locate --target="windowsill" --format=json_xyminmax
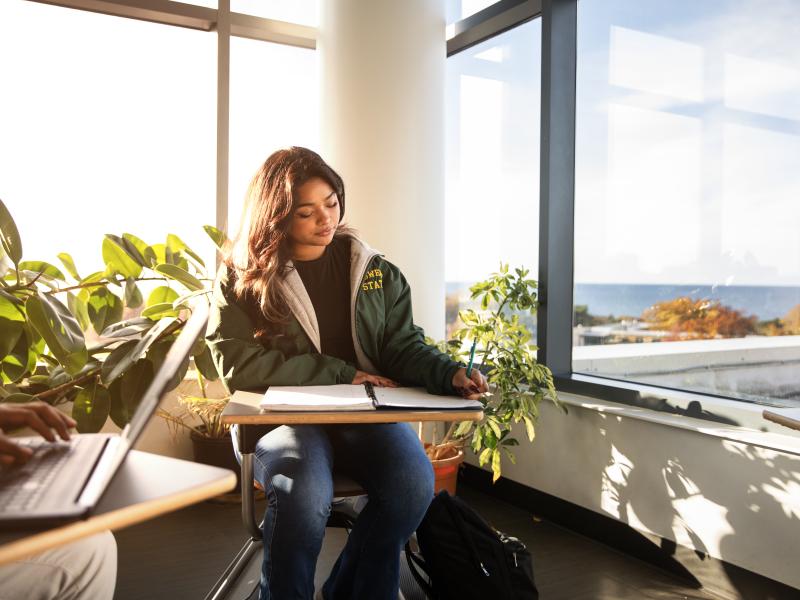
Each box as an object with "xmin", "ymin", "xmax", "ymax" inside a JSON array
[{"xmin": 556, "ymin": 383, "xmax": 800, "ymax": 456}]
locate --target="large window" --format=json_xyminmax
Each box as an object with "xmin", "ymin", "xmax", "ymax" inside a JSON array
[
  {"xmin": 0, "ymin": 1, "xmax": 217, "ymax": 272},
  {"xmin": 228, "ymin": 38, "xmax": 318, "ymax": 235},
  {"xmin": 445, "ymin": 19, "xmax": 541, "ymax": 339},
  {"xmin": 572, "ymin": 0, "xmax": 800, "ymax": 406}
]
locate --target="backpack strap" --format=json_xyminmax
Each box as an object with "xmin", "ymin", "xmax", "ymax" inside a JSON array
[
  {"xmin": 440, "ymin": 493, "xmax": 491, "ymax": 577},
  {"xmin": 404, "ymin": 541, "xmax": 436, "ymax": 598}
]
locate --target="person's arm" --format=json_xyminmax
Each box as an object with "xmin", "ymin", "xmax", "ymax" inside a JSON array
[
  {"xmin": 0, "ymin": 402, "xmax": 76, "ymax": 466},
  {"xmin": 206, "ymin": 269, "xmax": 357, "ymax": 393},
  {"xmin": 378, "ymin": 263, "xmax": 463, "ymax": 395}
]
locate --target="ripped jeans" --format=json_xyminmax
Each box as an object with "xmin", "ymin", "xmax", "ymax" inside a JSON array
[{"xmin": 231, "ymin": 423, "xmax": 434, "ymax": 600}]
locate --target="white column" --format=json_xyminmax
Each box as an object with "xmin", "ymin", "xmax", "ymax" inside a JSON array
[{"xmin": 319, "ymin": 0, "xmax": 446, "ymax": 339}]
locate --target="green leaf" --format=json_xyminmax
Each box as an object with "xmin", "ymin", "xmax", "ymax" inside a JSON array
[
  {"xmin": 68, "ymin": 292, "xmax": 91, "ymax": 331},
  {"xmin": 116, "ymin": 235, "xmax": 148, "ymax": 267},
  {"xmin": 124, "ymin": 278, "xmax": 143, "ymax": 308},
  {"xmin": 154, "ymin": 263, "xmax": 204, "ymax": 291},
  {"xmin": 487, "ymin": 418, "xmax": 502, "ymax": 439},
  {"xmin": 102, "ymin": 237, "xmax": 142, "ymax": 279},
  {"xmin": 144, "ymin": 243, "xmax": 166, "ymax": 267},
  {"xmin": 87, "ymin": 288, "xmax": 123, "ymax": 334},
  {"xmin": 122, "ymin": 233, "xmax": 149, "ymax": 258},
  {"xmin": 104, "ymin": 317, "xmax": 176, "ymax": 384},
  {"xmin": 0, "ymin": 325, "xmax": 38, "ymax": 383},
  {"xmin": 523, "ymin": 415, "xmax": 536, "ymax": 442},
  {"xmin": 0, "ymin": 292, "xmax": 25, "ymax": 358},
  {"xmin": 166, "ymin": 234, "xmax": 205, "ymax": 269},
  {"xmin": 57, "ymin": 252, "xmax": 81, "ymax": 280},
  {"xmin": 18, "ymin": 261, "xmax": 65, "ymax": 281},
  {"xmin": 25, "ymin": 293, "xmax": 87, "ymax": 376},
  {"xmin": 203, "ymin": 225, "xmax": 227, "ymax": 249},
  {"xmin": 491, "ymin": 449, "xmax": 502, "ymax": 482},
  {"xmin": 478, "ymin": 447, "xmax": 492, "ymax": 466},
  {"xmin": 100, "ymin": 317, "xmax": 155, "ymax": 339},
  {"xmin": 146, "ymin": 285, "xmax": 179, "ymax": 307},
  {"xmin": 453, "ymin": 420, "xmax": 473, "ymax": 439},
  {"xmin": 80, "ymin": 271, "xmax": 108, "ymax": 287},
  {"xmin": 100, "ymin": 340, "xmax": 136, "ymax": 385},
  {"xmin": 0, "ymin": 198, "xmax": 23, "ymax": 265},
  {"xmin": 147, "ymin": 340, "xmax": 189, "ymax": 392},
  {"xmin": 109, "ymin": 359, "xmax": 154, "ymax": 428},
  {"xmin": 72, "ymin": 382, "xmax": 111, "ymax": 433},
  {"xmin": 192, "ymin": 343, "xmax": 219, "ymax": 381},
  {"xmin": 141, "ymin": 303, "xmax": 179, "ymax": 319}
]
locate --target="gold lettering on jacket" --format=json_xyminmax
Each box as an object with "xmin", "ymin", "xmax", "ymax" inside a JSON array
[{"xmin": 362, "ymin": 268, "xmax": 383, "ymax": 292}]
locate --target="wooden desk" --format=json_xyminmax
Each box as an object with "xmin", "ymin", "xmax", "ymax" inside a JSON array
[
  {"xmin": 207, "ymin": 389, "xmax": 483, "ymax": 600},
  {"xmin": 763, "ymin": 409, "xmax": 800, "ymax": 432},
  {"xmin": 0, "ymin": 450, "xmax": 236, "ymax": 567},
  {"xmin": 222, "ymin": 389, "xmax": 485, "ymax": 425}
]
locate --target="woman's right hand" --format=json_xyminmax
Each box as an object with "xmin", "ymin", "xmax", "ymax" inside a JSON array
[{"xmin": 352, "ymin": 370, "xmax": 398, "ymax": 388}]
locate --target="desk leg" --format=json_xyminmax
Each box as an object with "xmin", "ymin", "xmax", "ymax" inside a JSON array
[
  {"xmin": 204, "ymin": 453, "xmax": 263, "ymax": 600},
  {"xmin": 241, "ymin": 453, "xmax": 262, "ymax": 540}
]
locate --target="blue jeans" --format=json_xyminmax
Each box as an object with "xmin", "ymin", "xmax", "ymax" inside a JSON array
[{"xmin": 231, "ymin": 423, "xmax": 434, "ymax": 600}]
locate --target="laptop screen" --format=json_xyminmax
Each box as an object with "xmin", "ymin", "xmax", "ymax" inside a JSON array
[{"xmin": 121, "ymin": 301, "xmax": 210, "ymax": 447}]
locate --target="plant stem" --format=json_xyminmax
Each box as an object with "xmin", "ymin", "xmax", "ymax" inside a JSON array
[
  {"xmin": 46, "ymin": 277, "xmax": 170, "ymax": 295},
  {"xmin": 195, "ymin": 367, "xmax": 207, "ymax": 399},
  {"xmin": 478, "ymin": 296, "xmax": 509, "ymax": 369},
  {"xmin": 33, "ymin": 370, "xmax": 100, "ymax": 401}
]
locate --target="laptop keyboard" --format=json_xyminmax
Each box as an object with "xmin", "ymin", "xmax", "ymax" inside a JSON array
[{"xmin": 0, "ymin": 438, "xmax": 82, "ymax": 512}]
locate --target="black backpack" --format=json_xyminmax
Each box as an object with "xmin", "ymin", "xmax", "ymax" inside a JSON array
[{"xmin": 405, "ymin": 490, "xmax": 539, "ymax": 600}]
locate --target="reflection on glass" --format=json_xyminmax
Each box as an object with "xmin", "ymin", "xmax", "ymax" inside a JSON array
[
  {"xmin": 573, "ymin": 0, "xmax": 800, "ymax": 406},
  {"xmin": 0, "ymin": 1, "xmax": 216, "ymax": 273},
  {"xmin": 228, "ymin": 38, "xmax": 318, "ymax": 234},
  {"xmin": 445, "ymin": 20, "xmax": 540, "ymax": 340}
]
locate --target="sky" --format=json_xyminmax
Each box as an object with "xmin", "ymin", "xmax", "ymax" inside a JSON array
[{"xmin": 0, "ymin": 0, "xmax": 798, "ymax": 290}]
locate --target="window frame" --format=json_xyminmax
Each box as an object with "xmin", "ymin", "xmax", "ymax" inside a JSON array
[{"xmin": 451, "ymin": 0, "xmax": 789, "ymax": 424}]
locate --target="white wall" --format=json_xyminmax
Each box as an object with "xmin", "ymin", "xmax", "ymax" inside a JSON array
[
  {"xmin": 318, "ymin": 0, "xmax": 447, "ymax": 339},
  {"xmin": 467, "ymin": 395, "xmax": 800, "ymax": 590}
]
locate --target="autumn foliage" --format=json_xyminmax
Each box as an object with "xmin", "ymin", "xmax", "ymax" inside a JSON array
[{"xmin": 642, "ymin": 297, "xmax": 757, "ymax": 340}]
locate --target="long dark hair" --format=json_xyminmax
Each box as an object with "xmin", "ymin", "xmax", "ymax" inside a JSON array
[{"xmin": 225, "ymin": 147, "xmax": 352, "ymax": 334}]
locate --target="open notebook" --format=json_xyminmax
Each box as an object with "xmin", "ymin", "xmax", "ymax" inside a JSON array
[{"xmin": 260, "ymin": 383, "xmax": 483, "ymax": 412}]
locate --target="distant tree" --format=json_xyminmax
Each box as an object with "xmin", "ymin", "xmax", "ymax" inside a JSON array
[
  {"xmin": 757, "ymin": 318, "xmax": 787, "ymax": 336},
  {"xmin": 642, "ymin": 297, "xmax": 757, "ymax": 340},
  {"xmin": 445, "ymin": 292, "xmax": 461, "ymax": 339},
  {"xmin": 574, "ymin": 304, "xmax": 592, "ymax": 326},
  {"xmin": 783, "ymin": 304, "xmax": 800, "ymax": 334}
]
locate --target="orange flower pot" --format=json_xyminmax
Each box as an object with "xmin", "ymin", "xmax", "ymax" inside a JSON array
[{"xmin": 426, "ymin": 444, "xmax": 465, "ymax": 496}]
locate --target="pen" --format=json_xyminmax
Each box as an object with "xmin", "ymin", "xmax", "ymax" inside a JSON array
[{"xmin": 466, "ymin": 339, "xmax": 477, "ymax": 378}]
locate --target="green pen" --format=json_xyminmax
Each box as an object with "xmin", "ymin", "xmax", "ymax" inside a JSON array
[{"xmin": 466, "ymin": 339, "xmax": 477, "ymax": 378}]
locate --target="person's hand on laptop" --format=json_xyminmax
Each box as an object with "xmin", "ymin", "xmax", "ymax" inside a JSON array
[{"xmin": 0, "ymin": 402, "xmax": 76, "ymax": 466}]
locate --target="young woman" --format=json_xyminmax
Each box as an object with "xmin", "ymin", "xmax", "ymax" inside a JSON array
[{"xmin": 207, "ymin": 146, "xmax": 488, "ymax": 600}]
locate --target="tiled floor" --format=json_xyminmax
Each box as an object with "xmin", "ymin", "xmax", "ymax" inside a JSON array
[{"xmin": 113, "ymin": 483, "xmax": 719, "ymax": 599}]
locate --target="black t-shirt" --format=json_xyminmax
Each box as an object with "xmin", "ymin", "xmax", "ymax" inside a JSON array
[{"xmin": 293, "ymin": 236, "xmax": 357, "ymax": 365}]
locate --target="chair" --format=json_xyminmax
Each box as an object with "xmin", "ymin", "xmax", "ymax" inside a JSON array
[{"xmin": 204, "ymin": 425, "xmax": 367, "ymax": 600}]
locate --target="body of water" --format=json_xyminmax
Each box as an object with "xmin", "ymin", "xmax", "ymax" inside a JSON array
[{"xmin": 446, "ymin": 282, "xmax": 800, "ymax": 321}]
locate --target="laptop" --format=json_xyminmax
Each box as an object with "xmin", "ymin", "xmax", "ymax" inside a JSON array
[{"xmin": 0, "ymin": 301, "xmax": 209, "ymax": 529}]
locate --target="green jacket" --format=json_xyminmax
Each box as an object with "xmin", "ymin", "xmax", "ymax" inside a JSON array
[{"xmin": 207, "ymin": 235, "xmax": 460, "ymax": 395}]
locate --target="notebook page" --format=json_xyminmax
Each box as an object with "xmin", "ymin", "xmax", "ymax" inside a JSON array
[
  {"xmin": 260, "ymin": 384, "xmax": 373, "ymax": 411},
  {"xmin": 371, "ymin": 386, "xmax": 483, "ymax": 410}
]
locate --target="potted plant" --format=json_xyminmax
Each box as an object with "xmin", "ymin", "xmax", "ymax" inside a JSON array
[
  {"xmin": 0, "ymin": 197, "xmax": 225, "ymax": 432},
  {"xmin": 424, "ymin": 264, "xmax": 564, "ymax": 493},
  {"xmin": 157, "ymin": 369, "xmax": 238, "ymax": 485}
]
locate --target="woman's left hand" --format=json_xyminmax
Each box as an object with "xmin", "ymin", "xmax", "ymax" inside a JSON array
[{"xmin": 452, "ymin": 367, "xmax": 489, "ymax": 399}]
